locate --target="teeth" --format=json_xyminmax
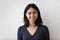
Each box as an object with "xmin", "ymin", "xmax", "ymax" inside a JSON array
[
  {"xmin": 31, "ymin": 18, "xmax": 34, "ymax": 19},
  {"xmin": 31, "ymin": 19, "xmax": 34, "ymax": 20}
]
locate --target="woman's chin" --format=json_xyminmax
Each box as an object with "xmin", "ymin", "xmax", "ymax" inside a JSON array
[{"xmin": 29, "ymin": 21, "xmax": 35, "ymax": 23}]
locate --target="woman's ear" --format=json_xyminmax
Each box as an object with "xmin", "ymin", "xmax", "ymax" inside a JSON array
[{"xmin": 25, "ymin": 13, "xmax": 27, "ymax": 17}]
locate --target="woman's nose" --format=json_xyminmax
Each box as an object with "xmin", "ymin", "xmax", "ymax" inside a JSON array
[{"xmin": 31, "ymin": 13, "xmax": 34, "ymax": 17}]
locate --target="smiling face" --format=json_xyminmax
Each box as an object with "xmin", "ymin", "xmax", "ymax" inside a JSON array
[{"xmin": 26, "ymin": 7, "xmax": 38, "ymax": 24}]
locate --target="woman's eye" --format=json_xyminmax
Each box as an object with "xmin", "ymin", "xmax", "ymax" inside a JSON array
[
  {"xmin": 33, "ymin": 12, "xmax": 37, "ymax": 14},
  {"xmin": 28, "ymin": 12, "xmax": 31, "ymax": 15}
]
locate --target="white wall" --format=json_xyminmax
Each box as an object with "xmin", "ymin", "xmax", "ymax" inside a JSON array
[{"xmin": 0, "ymin": 0, "xmax": 60, "ymax": 40}]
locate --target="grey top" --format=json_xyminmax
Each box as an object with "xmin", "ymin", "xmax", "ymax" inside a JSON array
[{"xmin": 17, "ymin": 25, "xmax": 50, "ymax": 40}]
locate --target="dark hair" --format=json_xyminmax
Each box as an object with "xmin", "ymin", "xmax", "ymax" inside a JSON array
[{"xmin": 24, "ymin": 3, "xmax": 43, "ymax": 27}]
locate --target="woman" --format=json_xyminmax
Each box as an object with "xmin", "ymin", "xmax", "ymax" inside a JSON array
[{"xmin": 17, "ymin": 3, "xmax": 50, "ymax": 40}]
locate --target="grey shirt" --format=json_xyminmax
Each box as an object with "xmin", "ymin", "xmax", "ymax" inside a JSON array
[{"xmin": 17, "ymin": 25, "xmax": 50, "ymax": 40}]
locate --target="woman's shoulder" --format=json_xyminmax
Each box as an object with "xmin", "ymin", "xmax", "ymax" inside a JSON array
[
  {"xmin": 41, "ymin": 25, "xmax": 47, "ymax": 27},
  {"xmin": 39, "ymin": 25, "xmax": 49, "ymax": 30},
  {"xmin": 18, "ymin": 25, "xmax": 24, "ymax": 31}
]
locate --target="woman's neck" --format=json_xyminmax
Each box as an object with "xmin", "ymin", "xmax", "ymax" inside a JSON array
[{"xmin": 29, "ymin": 23, "xmax": 36, "ymax": 27}]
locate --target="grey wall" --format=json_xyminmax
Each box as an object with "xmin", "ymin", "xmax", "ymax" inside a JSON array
[{"xmin": 0, "ymin": 0, "xmax": 60, "ymax": 40}]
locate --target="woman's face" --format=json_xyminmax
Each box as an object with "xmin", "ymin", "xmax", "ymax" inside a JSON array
[{"xmin": 26, "ymin": 7, "xmax": 38, "ymax": 23}]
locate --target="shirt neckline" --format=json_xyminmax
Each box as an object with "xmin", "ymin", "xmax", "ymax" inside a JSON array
[{"xmin": 23, "ymin": 26, "xmax": 39, "ymax": 37}]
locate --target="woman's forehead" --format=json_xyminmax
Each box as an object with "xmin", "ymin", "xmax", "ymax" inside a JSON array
[{"xmin": 27, "ymin": 7, "xmax": 37, "ymax": 12}]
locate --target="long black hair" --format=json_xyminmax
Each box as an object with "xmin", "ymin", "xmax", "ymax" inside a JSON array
[{"xmin": 24, "ymin": 3, "xmax": 43, "ymax": 27}]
